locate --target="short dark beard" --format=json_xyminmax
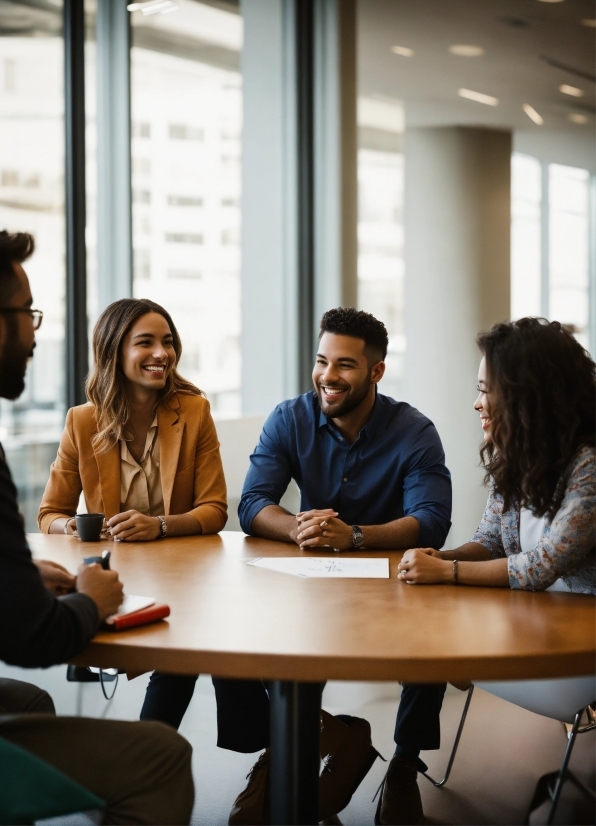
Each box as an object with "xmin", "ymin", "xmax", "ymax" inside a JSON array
[
  {"xmin": 316, "ymin": 369, "xmax": 372, "ymax": 419},
  {"xmin": 0, "ymin": 316, "xmax": 29, "ymax": 400}
]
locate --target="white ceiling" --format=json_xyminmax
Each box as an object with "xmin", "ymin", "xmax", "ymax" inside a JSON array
[{"xmin": 357, "ymin": 0, "xmax": 595, "ymax": 168}]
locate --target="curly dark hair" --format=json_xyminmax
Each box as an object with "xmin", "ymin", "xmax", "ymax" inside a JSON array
[
  {"xmin": 319, "ymin": 307, "xmax": 388, "ymax": 362},
  {"xmin": 0, "ymin": 230, "xmax": 35, "ymax": 303},
  {"xmin": 478, "ymin": 317, "xmax": 595, "ymax": 520}
]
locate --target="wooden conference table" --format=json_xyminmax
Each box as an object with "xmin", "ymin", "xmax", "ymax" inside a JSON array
[{"xmin": 30, "ymin": 532, "xmax": 595, "ymax": 825}]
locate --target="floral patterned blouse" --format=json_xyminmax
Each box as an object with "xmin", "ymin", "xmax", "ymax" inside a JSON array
[{"xmin": 470, "ymin": 446, "xmax": 595, "ymax": 594}]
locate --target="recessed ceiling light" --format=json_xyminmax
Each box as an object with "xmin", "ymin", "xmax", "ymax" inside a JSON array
[
  {"xmin": 537, "ymin": 0, "xmax": 565, "ymax": 3},
  {"xmin": 581, "ymin": 19, "xmax": 596, "ymax": 26},
  {"xmin": 568, "ymin": 113, "xmax": 588, "ymax": 124},
  {"xmin": 127, "ymin": 0, "xmax": 178, "ymax": 13},
  {"xmin": 391, "ymin": 46, "xmax": 414, "ymax": 57},
  {"xmin": 559, "ymin": 84, "xmax": 584, "ymax": 97},
  {"xmin": 458, "ymin": 88, "xmax": 499, "ymax": 106},
  {"xmin": 449, "ymin": 45, "xmax": 485, "ymax": 56},
  {"xmin": 523, "ymin": 104, "xmax": 544, "ymax": 125}
]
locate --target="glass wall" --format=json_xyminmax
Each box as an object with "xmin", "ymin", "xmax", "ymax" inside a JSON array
[
  {"xmin": 130, "ymin": 0, "xmax": 243, "ymax": 417},
  {"xmin": 511, "ymin": 153, "xmax": 542, "ymax": 319},
  {"xmin": 0, "ymin": 0, "xmax": 244, "ymax": 530},
  {"xmin": 511, "ymin": 154, "xmax": 592, "ymax": 351},
  {"xmin": 0, "ymin": 2, "xmax": 66, "ymax": 530},
  {"xmin": 549, "ymin": 164, "xmax": 590, "ymax": 350}
]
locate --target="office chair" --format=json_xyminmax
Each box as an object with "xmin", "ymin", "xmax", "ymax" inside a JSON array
[{"xmin": 420, "ymin": 676, "xmax": 595, "ymax": 825}]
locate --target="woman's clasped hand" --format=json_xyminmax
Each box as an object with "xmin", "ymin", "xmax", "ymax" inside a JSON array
[
  {"xmin": 107, "ymin": 510, "xmax": 162, "ymax": 542},
  {"xmin": 397, "ymin": 548, "xmax": 444, "ymax": 583}
]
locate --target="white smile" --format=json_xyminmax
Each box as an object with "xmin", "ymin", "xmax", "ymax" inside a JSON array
[
  {"xmin": 480, "ymin": 417, "xmax": 491, "ymax": 429},
  {"xmin": 321, "ymin": 386, "xmax": 346, "ymax": 396},
  {"xmin": 143, "ymin": 365, "xmax": 166, "ymax": 374}
]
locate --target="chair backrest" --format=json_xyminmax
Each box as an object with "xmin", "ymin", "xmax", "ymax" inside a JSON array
[
  {"xmin": 216, "ymin": 416, "xmax": 300, "ymax": 530},
  {"xmin": 476, "ymin": 675, "xmax": 595, "ymax": 723},
  {"xmin": 0, "ymin": 736, "xmax": 104, "ymax": 825}
]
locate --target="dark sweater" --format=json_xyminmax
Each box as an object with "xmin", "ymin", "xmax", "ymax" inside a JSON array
[{"xmin": 0, "ymin": 446, "xmax": 98, "ymax": 668}]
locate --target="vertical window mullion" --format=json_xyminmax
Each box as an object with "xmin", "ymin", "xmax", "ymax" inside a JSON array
[
  {"xmin": 64, "ymin": 0, "xmax": 88, "ymax": 408},
  {"xmin": 540, "ymin": 160, "xmax": 549, "ymax": 319}
]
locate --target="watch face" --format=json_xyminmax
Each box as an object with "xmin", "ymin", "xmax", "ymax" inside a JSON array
[{"xmin": 352, "ymin": 526, "xmax": 364, "ymax": 548}]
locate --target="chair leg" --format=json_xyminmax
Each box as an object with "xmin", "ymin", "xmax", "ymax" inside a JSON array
[
  {"xmin": 421, "ymin": 685, "xmax": 474, "ymax": 788},
  {"xmin": 544, "ymin": 710, "xmax": 582, "ymax": 826}
]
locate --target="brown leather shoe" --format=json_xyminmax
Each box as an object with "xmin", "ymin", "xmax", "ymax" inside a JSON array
[
  {"xmin": 228, "ymin": 749, "xmax": 269, "ymax": 825},
  {"xmin": 374, "ymin": 756, "xmax": 423, "ymax": 825},
  {"xmin": 319, "ymin": 712, "xmax": 382, "ymax": 821},
  {"xmin": 229, "ymin": 713, "xmax": 381, "ymax": 825}
]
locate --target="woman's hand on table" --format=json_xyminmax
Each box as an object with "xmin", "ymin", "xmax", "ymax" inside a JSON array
[
  {"xmin": 34, "ymin": 559, "xmax": 76, "ymax": 595},
  {"xmin": 107, "ymin": 510, "xmax": 161, "ymax": 542},
  {"xmin": 295, "ymin": 509, "xmax": 353, "ymax": 551},
  {"xmin": 397, "ymin": 548, "xmax": 451, "ymax": 584}
]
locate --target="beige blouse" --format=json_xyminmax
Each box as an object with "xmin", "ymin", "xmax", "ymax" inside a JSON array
[{"xmin": 119, "ymin": 415, "xmax": 164, "ymax": 517}]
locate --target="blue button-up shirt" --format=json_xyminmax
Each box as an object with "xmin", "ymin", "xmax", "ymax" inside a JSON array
[{"xmin": 239, "ymin": 391, "xmax": 452, "ymax": 548}]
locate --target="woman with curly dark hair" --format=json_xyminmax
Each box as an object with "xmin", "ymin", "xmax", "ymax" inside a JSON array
[{"xmin": 398, "ymin": 317, "xmax": 595, "ymax": 594}]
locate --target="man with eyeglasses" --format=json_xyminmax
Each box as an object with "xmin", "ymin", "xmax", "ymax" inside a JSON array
[{"xmin": 0, "ymin": 230, "xmax": 195, "ymax": 824}]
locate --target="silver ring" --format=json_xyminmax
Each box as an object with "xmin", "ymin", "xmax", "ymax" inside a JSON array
[{"xmin": 320, "ymin": 520, "xmax": 327, "ymax": 528}]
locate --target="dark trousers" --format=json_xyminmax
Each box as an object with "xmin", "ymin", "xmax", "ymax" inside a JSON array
[
  {"xmin": 140, "ymin": 672, "xmax": 446, "ymax": 757},
  {"xmin": 141, "ymin": 672, "xmax": 199, "ymax": 730}
]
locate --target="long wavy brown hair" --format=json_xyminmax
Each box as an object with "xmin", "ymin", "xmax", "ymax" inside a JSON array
[
  {"xmin": 86, "ymin": 299, "xmax": 202, "ymax": 453},
  {"xmin": 477, "ymin": 317, "xmax": 595, "ymax": 519}
]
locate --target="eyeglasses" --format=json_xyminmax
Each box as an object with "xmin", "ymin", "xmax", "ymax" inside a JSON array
[{"xmin": 0, "ymin": 308, "xmax": 43, "ymax": 330}]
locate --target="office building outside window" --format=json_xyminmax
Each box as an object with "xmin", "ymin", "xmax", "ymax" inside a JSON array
[
  {"xmin": 130, "ymin": 1, "xmax": 243, "ymax": 417},
  {"xmin": 0, "ymin": 4, "xmax": 66, "ymax": 530}
]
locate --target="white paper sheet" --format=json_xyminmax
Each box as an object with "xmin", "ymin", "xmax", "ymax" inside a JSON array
[{"xmin": 247, "ymin": 557, "xmax": 389, "ymax": 578}]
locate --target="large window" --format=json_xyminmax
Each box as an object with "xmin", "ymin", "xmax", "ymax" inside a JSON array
[
  {"xmin": 549, "ymin": 164, "xmax": 591, "ymax": 350},
  {"xmin": 0, "ymin": 0, "xmax": 244, "ymax": 530},
  {"xmin": 130, "ymin": 0, "xmax": 243, "ymax": 416},
  {"xmin": 357, "ymin": 98, "xmax": 404, "ymax": 400},
  {"xmin": 511, "ymin": 153, "xmax": 593, "ymax": 352},
  {"xmin": 0, "ymin": 3, "xmax": 66, "ymax": 530}
]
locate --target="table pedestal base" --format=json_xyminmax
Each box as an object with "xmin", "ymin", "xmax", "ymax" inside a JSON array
[{"xmin": 270, "ymin": 680, "xmax": 323, "ymax": 825}]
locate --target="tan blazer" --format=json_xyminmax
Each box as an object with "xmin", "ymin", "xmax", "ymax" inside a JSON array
[{"xmin": 38, "ymin": 393, "xmax": 228, "ymax": 534}]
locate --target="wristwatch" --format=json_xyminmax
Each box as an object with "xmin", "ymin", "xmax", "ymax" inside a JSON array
[
  {"xmin": 351, "ymin": 525, "xmax": 364, "ymax": 549},
  {"xmin": 156, "ymin": 515, "xmax": 167, "ymax": 539}
]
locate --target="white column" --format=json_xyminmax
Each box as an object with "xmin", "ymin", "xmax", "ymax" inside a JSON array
[
  {"xmin": 404, "ymin": 127, "xmax": 511, "ymax": 546},
  {"xmin": 240, "ymin": 0, "xmax": 298, "ymax": 415}
]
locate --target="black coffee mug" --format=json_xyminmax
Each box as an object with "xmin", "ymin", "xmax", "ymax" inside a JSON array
[{"xmin": 75, "ymin": 513, "xmax": 105, "ymax": 542}]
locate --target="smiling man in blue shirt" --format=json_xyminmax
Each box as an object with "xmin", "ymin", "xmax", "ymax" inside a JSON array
[{"xmin": 220, "ymin": 308, "xmax": 451, "ymax": 826}]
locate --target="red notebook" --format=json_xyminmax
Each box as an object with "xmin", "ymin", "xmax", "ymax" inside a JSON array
[{"xmin": 106, "ymin": 603, "xmax": 170, "ymax": 631}]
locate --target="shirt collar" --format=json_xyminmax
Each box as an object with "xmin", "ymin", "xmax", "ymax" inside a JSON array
[
  {"xmin": 316, "ymin": 388, "xmax": 382, "ymax": 440},
  {"xmin": 121, "ymin": 414, "xmax": 159, "ymax": 465}
]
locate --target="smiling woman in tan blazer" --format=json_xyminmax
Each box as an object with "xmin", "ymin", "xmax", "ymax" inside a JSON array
[
  {"xmin": 38, "ymin": 297, "xmax": 227, "ymax": 737},
  {"xmin": 38, "ymin": 391, "xmax": 227, "ymax": 536},
  {"xmin": 38, "ymin": 298, "xmax": 227, "ymax": 539}
]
